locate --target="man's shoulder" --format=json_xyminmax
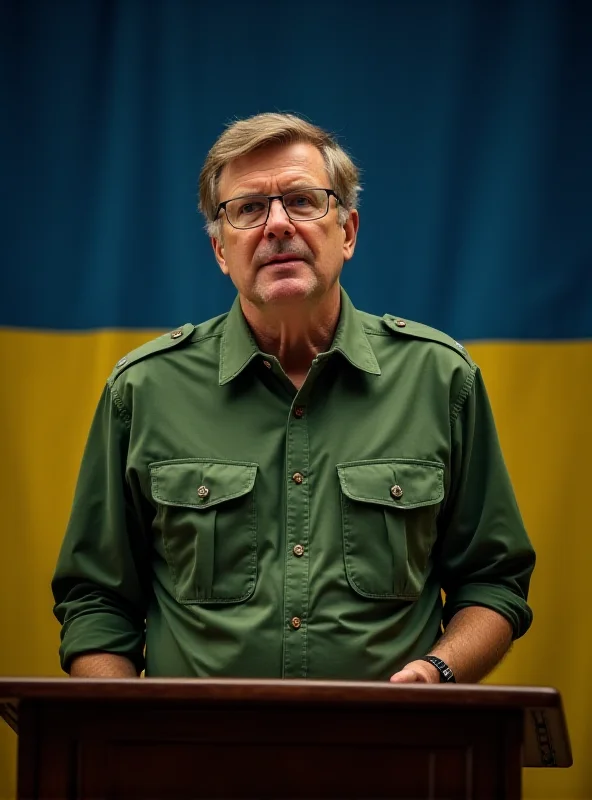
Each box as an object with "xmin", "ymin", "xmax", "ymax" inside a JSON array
[
  {"xmin": 107, "ymin": 313, "xmax": 228, "ymax": 387},
  {"xmin": 357, "ymin": 309, "xmax": 474, "ymax": 368}
]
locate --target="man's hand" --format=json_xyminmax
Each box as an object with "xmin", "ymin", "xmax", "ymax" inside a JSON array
[
  {"xmin": 389, "ymin": 607, "xmax": 514, "ymax": 685},
  {"xmin": 389, "ymin": 659, "xmax": 441, "ymax": 684}
]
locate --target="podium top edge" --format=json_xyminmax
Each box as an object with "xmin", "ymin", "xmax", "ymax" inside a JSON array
[{"xmin": 0, "ymin": 677, "xmax": 562, "ymax": 709}]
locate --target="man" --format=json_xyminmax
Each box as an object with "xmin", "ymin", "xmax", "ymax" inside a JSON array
[{"xmin": 52, "ymin": 113, "xmax": 535, "ymax": 684}]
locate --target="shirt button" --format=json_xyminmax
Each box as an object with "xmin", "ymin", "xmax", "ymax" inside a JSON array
[
  {"xmin": 292, "ymin": 472, "xmax": 304, "ymax": 484},
  {"xmin": 293, "ymin": 544, "xmax": 304, "ymax": 557},
  {"xmin": 263, "ymin": 360, "xmax": 272, "ymax": 369},
  {"xmin": 390, "ymin": 484, "xmax": 403, "ymax": 499},
  {"xmin": 170, "ymin": 329, "xmax": 184, "ymax": 339},
  {"xmin": 197, "ymin": 485, "xmax": 210, "ymax": 498},
  {"xmin": 293, "ymin": 406, "xmax": 305, "ymax": 418},
  {"xmin": 395, "ymin": 319, "xmax": 406, "ymax": 328},
  {"xmin": 291, "ymin": 616, "xmax": 302, "ymax": 629}
]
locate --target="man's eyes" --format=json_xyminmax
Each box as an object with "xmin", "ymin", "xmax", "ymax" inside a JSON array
[
  {"xmin": 237, "ymin": 200, "xmax": 266, "ymax": 215},
  {"xmin": 232, "ymin": 192, "xmax": 317, "ymax": 217},
  {"xmin": 286, "ymin": 194, "xmax": 313, "ymax": 207}
]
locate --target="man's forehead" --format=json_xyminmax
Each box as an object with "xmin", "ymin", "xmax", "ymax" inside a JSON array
[{"xmin": 218, "ymin": 141, "xmax": 329, "ymax": 197}]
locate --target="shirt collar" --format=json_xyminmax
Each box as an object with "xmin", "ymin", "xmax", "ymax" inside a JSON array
[
  {"xmin": 327, "ymin": 288, "xmax": 381, "ymax": 375},
  {"xmin": 218, "ymin": 288, "xmax": 381, "ymax": 386}
]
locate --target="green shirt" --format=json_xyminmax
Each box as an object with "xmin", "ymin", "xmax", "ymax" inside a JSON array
[{"xmin": 52, "ymin": 289, "xmax": 535, "ymax": 679}]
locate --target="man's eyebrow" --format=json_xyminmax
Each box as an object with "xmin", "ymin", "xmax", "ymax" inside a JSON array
[
  {"xmin": 227, "ymin": 179, "xmax": 320, "ymax": 199},
  {"xmin": 280, "ymin": 180, "xmax": 321, "ymax": 191},
  {"xmin": 226, "ymin": 189, "xmax": 268, "ymax": 199}
]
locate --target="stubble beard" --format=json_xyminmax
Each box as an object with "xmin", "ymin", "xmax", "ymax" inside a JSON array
[{"xmin": 251, "ymin": 265, "xmax": 321, "ymax": 308}]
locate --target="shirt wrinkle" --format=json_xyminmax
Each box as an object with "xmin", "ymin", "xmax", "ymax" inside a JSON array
[{"xmin": 52, "ymin": 290, "xmax": 535, "ymax": 678}]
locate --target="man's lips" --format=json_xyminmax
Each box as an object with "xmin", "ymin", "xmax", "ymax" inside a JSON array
[{"xmin": 261, "ymin": 254, "xmax": 306, "ymax": 267}]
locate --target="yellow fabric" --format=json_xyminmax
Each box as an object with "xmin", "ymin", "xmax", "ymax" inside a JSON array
[{"xmin": 0, "ymin": 330, "xmax": 590, "ymax": 798}]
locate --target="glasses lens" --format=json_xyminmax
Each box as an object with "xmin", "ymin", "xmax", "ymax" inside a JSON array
[
  {"xmin": 284, "ymin": 189, "xmax": 328, "ymax": 220},
  {"xmin": 226, "ymin": 196, "xmax": 269, "ymax": 229}
]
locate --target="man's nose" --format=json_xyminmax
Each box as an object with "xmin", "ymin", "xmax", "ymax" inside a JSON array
[{"xmin": 264, "ymin": 198, "xmax": 295, "ymax": 239}]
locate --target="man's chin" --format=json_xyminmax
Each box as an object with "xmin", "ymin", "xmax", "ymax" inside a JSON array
[{"xmin": 256, "ymin": 277, "xmax": 318, "ymax": 305}]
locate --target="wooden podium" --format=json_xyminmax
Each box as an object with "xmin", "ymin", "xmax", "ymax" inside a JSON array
[{"xmin": 0, "ymin": 678, "xmax": 571, "ymax": 799}]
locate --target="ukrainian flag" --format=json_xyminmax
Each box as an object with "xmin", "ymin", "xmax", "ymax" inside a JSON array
[{"xmin": 1, "ymin": 2, "xmax": 591, "ymax": 798}]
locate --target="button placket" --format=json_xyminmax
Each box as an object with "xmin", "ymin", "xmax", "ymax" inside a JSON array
[{"xmin": 282, "ymin": 391, "xmax": 311, "ymax": 677}]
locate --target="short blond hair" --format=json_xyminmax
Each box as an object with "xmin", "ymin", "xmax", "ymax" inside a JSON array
[{"xmin": 199, "ymin": 112, "xmax": 360, "ymax": 237}]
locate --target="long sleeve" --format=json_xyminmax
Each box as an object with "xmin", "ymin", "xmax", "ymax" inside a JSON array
[
  {"xmin": 52, "ymin": 385, "xmax": 151, "ymax": 673},
  {"xmin": 439, "ymin": 366, "xmax": 536, "ymax": 638}
]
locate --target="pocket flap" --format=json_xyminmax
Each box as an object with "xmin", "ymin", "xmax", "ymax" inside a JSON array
[
  {"xmin": 150, "ymin": 459, "xmax": 257, "ymax": 509},
  {"xmin": 336, "ymin": 459, "xmax": 444, "ymax": 509}
]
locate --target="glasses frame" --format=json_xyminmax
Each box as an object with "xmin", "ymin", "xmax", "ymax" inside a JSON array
[{"xmin": 214, "ymin": 188, "xmax": 342, "ymax": 230}]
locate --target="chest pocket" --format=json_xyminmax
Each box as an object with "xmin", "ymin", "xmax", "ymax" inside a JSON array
[
  {"xmin": 150, "ymin": 459, "xmax": 258, "ymax": 604},
  {"xmin": 337, "ymin": 459, "xmax": 444, "ymax": 600}
]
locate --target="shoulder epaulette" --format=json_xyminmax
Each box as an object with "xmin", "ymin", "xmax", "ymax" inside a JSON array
[
  {"xmin": 107, "ymin": 323, "xmax": 195, "ymax": 386},
  {"xmin": 382, "ymin": 314, "xmax": 473, "ymax": 367}
]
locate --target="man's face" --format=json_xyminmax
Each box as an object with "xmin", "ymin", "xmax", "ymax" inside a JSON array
[{"xmin": 211, "ymin": 142, "xmax": 359, "ymax": 309}]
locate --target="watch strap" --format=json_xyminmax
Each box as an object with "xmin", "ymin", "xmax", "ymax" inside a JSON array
[{"xmin": 421, "ymin": 656, "xmax": 456, "ymax": 683}]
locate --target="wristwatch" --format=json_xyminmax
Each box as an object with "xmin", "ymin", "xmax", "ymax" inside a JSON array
[{"xmin": 420, "ymin": 656, "xmax": 456, "ymax": 683}]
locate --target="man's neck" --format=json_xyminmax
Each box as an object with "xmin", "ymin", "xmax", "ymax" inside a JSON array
[{"xmin": 240, "ymin": 286, "xmax": 341, "ymax": 384}]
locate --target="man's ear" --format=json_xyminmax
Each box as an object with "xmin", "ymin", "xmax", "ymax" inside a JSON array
[
  {"xmin": 342, "ymin": 209, "xmax": 359, "ymax": 263},
  {"xmin": 211, "ymin": 236, "xmax": 229, "ymax": 276}
]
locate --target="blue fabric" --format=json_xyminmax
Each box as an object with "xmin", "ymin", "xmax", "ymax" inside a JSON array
[{"xmin": 1, "ymin": 0, "xmax": 590, "ymax": 339}]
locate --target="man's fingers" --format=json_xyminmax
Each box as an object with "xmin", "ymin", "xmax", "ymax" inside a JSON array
[{"xmin": 389, "ymin": 668, "xmax": 420, "ymax": 683}]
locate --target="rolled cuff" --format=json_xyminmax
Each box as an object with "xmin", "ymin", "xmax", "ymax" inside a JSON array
[
  {"xmin": 443, "ymin": 583, "xmax": 533, "ymax": 640},
  {"xmin": 59, "ymin": 612, "xmax": 145, "ymax": 674}
]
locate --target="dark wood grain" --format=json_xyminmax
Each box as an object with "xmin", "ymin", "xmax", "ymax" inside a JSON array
[
  {"xmin": 0, "ymin": 679, "xmax": 572, "ymax": 799},
  {"xmin": 0, "ymin": 676, "xmax": 563, "ymax": 708},
  {"xmin": 15, "ymin": 701, "xmax": 38, "ymax": 800}
]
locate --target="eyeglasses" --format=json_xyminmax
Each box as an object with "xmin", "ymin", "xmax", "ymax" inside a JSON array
[{"xmin": 215, "ymin": 188, "xmax": 342, "ymax": 230}]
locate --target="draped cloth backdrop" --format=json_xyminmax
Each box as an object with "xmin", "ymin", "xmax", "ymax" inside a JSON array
[{"xmin": 1, "ymin": 2, "xmax": 591, "ymax": 798}]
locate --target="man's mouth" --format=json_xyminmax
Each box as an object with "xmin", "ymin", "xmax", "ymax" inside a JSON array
[{"xmin": 262, "ymin": 254, "xmax": 305, "ymax": 267}]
